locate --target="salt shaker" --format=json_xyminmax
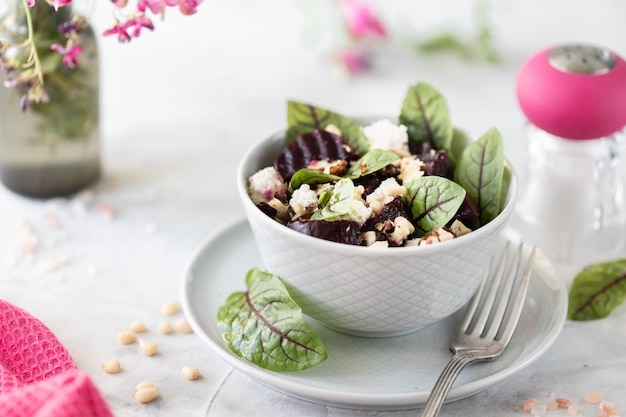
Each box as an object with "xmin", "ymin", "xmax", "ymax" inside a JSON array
[{"xmin": 515, "ymin": 44, "xmax": 626, "ymax": 271}]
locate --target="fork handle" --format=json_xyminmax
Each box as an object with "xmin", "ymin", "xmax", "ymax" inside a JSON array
[{"xmin": 417, "ymin": 351, "xmax": 477, "ymax": 417}]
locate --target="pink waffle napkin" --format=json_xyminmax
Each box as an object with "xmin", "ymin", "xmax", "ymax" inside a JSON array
[{"xmin": 0, "ymin": 299, "xmax": 113, "ymax": 417}]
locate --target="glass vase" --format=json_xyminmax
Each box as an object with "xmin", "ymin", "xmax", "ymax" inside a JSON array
[{"xmin": 0, "ymin": 1, "xmax": 100, "ymax": 198}]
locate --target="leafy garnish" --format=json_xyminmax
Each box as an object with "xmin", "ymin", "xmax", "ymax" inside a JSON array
[
  {"xmin": 311, "ymin": 178, "xmax": 354, "ymax": 221},
  {"xmin": 289, "ymin": 169, "xmax": 341, "ymax": 190},
  {"xmin": 454, "ymin": 127, "xmax": 504, "ymax": 224},
  {"xmin": 568, "ymin": 260, "xmax": 626, "ymax": 321},
  {"xmin": 398, "ymin": 82, "xmax": 454, "ymax": 154},
  {"xmin": 286, "ymin": 100, "xmax": 369, "ymax": 155},
  {"xmin": 217, "ymin": 268, "xmax": 328, "ymax": 372},
  {"xmin": 403, "ymin": 176, "xmax": 466, "ymax": 236},
  {"xmin": 346, "ymin": 149, "xmax": 400, "ymax": 179}
]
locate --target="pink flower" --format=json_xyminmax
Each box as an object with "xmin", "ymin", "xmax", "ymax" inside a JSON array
[
  {"xmin": 177, "ymin": 0, "xmax": 201, "ymax": 15},
  {"xmin": 340, "ymin": 0, "xmax": 386, "ymax": 40},
  {"xmin": 334, "ymin": 48, "xmax": 370, "ymax": 76},
  {"xmin": 50, "ymin": 43, "xmax": 83, "ymax": 68},
  {"xmin": 128, "ymin": 13, "xmax": 155, "ymax": 37},
  {"xmin": 44, "ymin": 0, "xmax": 72, "ymax": 11},
  {"xmin": 103, "ymin": 24, "xmax": 132, "ymax": 43}
]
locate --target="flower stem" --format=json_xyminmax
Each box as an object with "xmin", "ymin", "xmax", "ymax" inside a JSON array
[{"xmin": 21, "ymin": 0, "xmax": 45, "ymax": 85}]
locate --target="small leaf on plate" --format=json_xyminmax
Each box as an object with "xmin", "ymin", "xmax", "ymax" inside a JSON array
[
  {"xmin": 286, "ymin": 100, "xmax": 369, "ymax": 155},
  {"xmin": 311, "ymin": 178, "xmax": 354, "ymax": 221},
  {"xmin": 217, "ymin": 268, "xmax": 328, "ymax": 372},
  {"xmin": 346, "ymin": 149, "xmax": 400, "ymax": 179},
  {"xmin": 398, "ymin": 82, "xmax": 453, "ymax": 153},
  {"xmin": 568, "ymin": 260, "xmax": 626, "ymax": 321},
  {"xmin": 454, "ymin": 127, "xmax": 504, "ymax": 224},
  {"xmin": 289, "ymin": 168, "xmax": 341, "ymax": 190},
  {"xmin": 403, "ymin": 176, "xmax": 466, "ymax": 236}
]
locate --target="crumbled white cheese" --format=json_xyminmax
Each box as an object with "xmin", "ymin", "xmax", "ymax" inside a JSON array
[
  {"xmin": 362, "ymin": 231, "xmax": 378, "ymax": 246},
  {"xmin": 366, "ymin": 178, "xmax": 407, "ymax": 206},
  {"xmin": 362, "ymin": 119, "xmax": 410, "ymax": 155},
  {"xmin": 389, "ymin": 217, "xmax": 415, "ymax": 246},
  {"xmin": 325, "ymin": 124, "xmax": 342, "ymax": 136},
  {"xmin": 289, "ymin": 184, "xmax": 319, "ymax": 220},
  {"xmin": 248, "ymin": 167, "xmax": 287, "ymax": 204},
  {"xmin": 410, "ymin": 228, "xmax": 456, "ymax": 246},
  {"xmin": 398, "ymin": 156, "xmax": 425, "ymax": 184},
  {"xmin": 450, "ymin": 220, "xmax": 472, "ymax": 237},
  {"xmin": 369, "ymin": 240, "xmax": 389, "ymax": 248},
  {"xmin": 345, "ymin": 199, "xmax": 372, "ymax": 224}
]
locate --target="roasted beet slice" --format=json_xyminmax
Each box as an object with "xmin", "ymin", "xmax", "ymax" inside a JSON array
[
  {"xmin": 274, "ymin": 130, "xmax": 360, "ymax": 182},
  {"xmin": 364, "ymin": 196, "xmax": 409, "ymax": 230},
  {"xmin": 420, "ymin": 149, "xmax": 451, "ymax": 177},
  {"xmin": 287, "ymin": 219, "xmax": 363, "ymax": 246}
]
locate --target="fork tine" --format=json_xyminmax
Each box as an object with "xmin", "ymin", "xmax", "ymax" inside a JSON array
[
  {"xmin": 468, "ymin": 241, "xmax": 510, "ymax": 336},
  {"xmin": 497, "ymin": 245, "xmax": 536, "ymax": 347},
  {"xmin": 483, "ymin": 243, "xmax": 523, "ymax": 340}
]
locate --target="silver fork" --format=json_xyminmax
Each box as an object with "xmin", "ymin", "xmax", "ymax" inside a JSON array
[{"xmin": 418, "ymin": 242, "xmax": 537, "ymax": 417}]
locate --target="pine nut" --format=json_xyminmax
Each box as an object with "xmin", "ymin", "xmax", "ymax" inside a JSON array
[
  {"xmin": 134, "ymin": 381, "xmax": 154, "ymax": 391},
  {"xmin": 174, "ymin": 318, "xmax": 193, "ymax": 334},
  {"xmin": 138, "ymin": 338, "xmax": 158, "ymax": 356},
  {"xmin": 135, "ymin": 387, "xmax": 159, "ymax": 403},
  {"xmin": 101, "ymin": 359, "xmax": 121, "ymax": 374},
  {"xmin": 117, "ymin": 331, "xmax": 136, "ymax": 345},
  {"xmin": 182, "ymin": 365, "xmax": 200, "ymax": 380},
  {"xmin": 584, "ymin": 392, "xmax": 605, "ymax": 404},
  {"xmin": 162, "ymin": 301, "xmax": 180, "ymax": 316},
  {"xmin": 128, "ymin": 321, "xmax": 147, "ymax": 333},
  {"xmin": 158, "ymin": 320, "xmax": 173, "ymax": 334}
]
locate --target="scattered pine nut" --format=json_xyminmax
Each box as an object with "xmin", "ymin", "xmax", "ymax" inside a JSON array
[
  {"xmin": 174, "ymin": 318, "xmax": 193, "ymax": 334},
  {"xmin": 101, "ymin": 359, "xmax": 121, "ymax": 374},
  {"xmin": 138, "ymin": 338, "xmax": 158, "ymax": 356},
  {"xmin": 162, "ymin": 301, "xmax": 180, "ymax": 316},
  {"xmin": 117, "ymin": 331, "xmax": 136, "ymax": 345},
  {"xmin": 556, "ymin": 397, "xmax": 572, "ymax": 408},
  {"xmin": 158, "ymin": 320, "xmax": 173, "ymax": 334},
  {"xmin": 134, "ymin": 381, "xmax": 154, "ymax": 391},
  {"xmin": 135, "ymin": 387, "xmax": 159, "ymax": 403},
  {"xmin": 546, "ymin": 402, "xmax": 558, "ymax": 411},
  {"xmin": 523, "ymin": 397, "xmax": 537, "ymax": 412},
  {"xmin": 584, "ymin": 392, "xmax": 605, "ymax": 404},
  {"xmin": 182, "ymin": 365, "xmax": 200, "ymax": 380},
  {"xmin": 129, "ymin": 321, "xmax": 147, "ymax": 333}
]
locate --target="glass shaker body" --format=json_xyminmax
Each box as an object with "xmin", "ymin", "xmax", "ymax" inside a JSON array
[{"xmin": 516, "ymin": 124, "xmax": 626, "ymax": 267}]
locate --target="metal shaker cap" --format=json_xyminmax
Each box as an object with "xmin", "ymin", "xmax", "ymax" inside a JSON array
[{"xmin": 548, "ymin": 45, "xmax": 617, "ymax": 75}]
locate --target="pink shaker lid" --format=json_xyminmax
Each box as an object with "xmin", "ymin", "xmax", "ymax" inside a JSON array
[{"xmin": 516, "ymin": 44, "xmax": 626, "ymax": 140}]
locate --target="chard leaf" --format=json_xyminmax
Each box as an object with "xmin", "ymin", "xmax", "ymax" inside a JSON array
[
  {"xmin": 403, "ymin": 176, "xmax": 466, "ymax": 236},
  {"xmin": 346, "ymin": 149, "xmax": 400, "ymax": 179},
  {"xmin": 398, "ymin": 82, "xmax": 453, "ymax": 153},
  {"xmin": 286, "ymin": 100, "xmax": 369, "ymax": 155},
  {"xmin": 289, "ymin": 169, "xmax": 340, "ymax": 190},
  {"xmin": 217, "ymin": 268, "xmax": 328, "ymax": 372},
  {"xmin": 311, "ymin": 178, "xmax": 354, "ymax": 221},
  {"xmin": 568, "ymin": 260, "xmax": 626, "ymax": 321},
  {"xmin": 454, "ymin": 127, "xmax": 504, "ymax": 224}
]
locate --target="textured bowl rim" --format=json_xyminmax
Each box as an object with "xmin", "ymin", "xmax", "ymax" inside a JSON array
[{"xmin": 237, "ymin": 126, "xmax": 518, "ymax": 256}]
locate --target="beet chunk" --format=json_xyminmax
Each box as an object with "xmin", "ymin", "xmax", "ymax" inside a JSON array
[
  {"xmin": 287, "ymin": 219, "xmax": 363, "ymax": 246},
  {"xmin": 364, "ymin": 196, "xmax": 409, "ymax": 230},
  {"xmin": 274, "ymin": 130, "xmax": 360, "ymax": 182}
]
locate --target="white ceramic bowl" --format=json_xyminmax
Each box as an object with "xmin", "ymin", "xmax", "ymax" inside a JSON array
[{"xmin": 237, "ymin": 128, "xmax": 517, "ymax": 337}]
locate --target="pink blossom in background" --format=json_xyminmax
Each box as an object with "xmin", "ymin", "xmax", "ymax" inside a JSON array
[
  {"xmin": 334, "ymin": 48, "xmax": 370, "ymax": 76},
  {"xmin": 50, "ymin": 44, "xmax": 83, "ymax": 68},
  {"xmin": 340, "ymin": 0, "xmax": 387, "ymax": 40}
]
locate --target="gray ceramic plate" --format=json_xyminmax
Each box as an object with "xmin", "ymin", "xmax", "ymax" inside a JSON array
[{"xmin": 181, "ymin": 219, "xmax": 567, "ymax": 411}]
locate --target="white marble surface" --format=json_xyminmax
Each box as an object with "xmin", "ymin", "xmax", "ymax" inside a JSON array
[{"xmin": 1, "ymin": 1, "xmax": 626, "ymax": 415}]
